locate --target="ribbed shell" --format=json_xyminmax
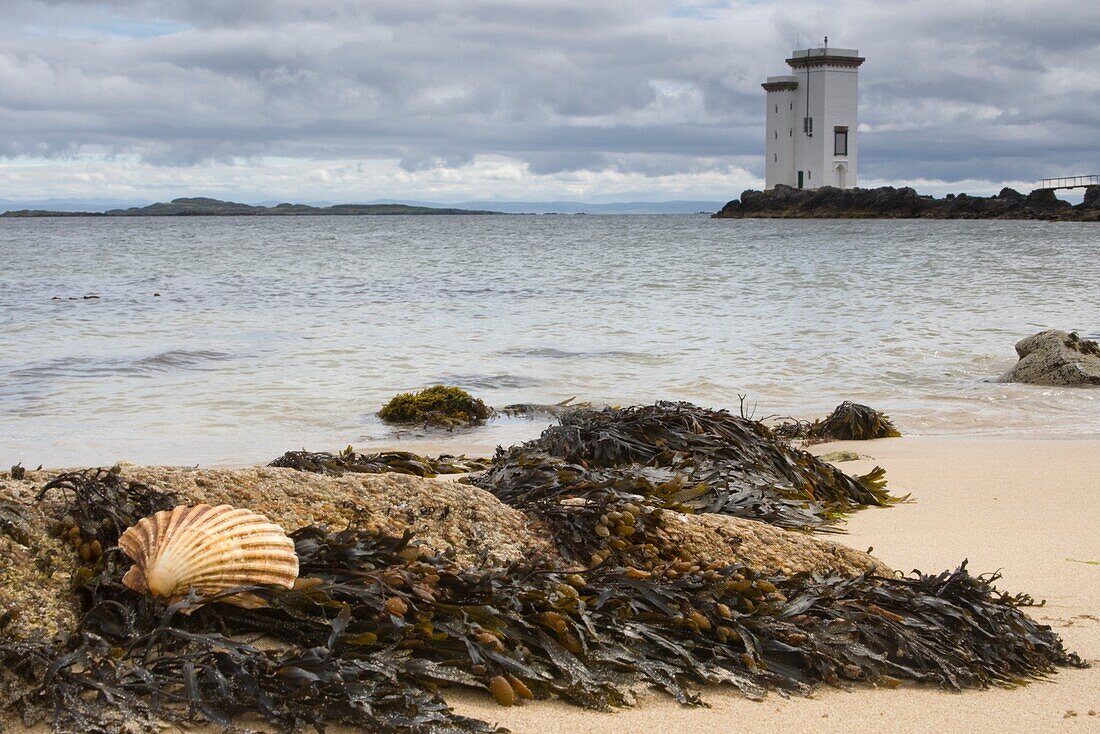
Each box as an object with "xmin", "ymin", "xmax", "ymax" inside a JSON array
[{"xmin": 118, "ymin": 504, "xmax": 299, "ymax": 609}]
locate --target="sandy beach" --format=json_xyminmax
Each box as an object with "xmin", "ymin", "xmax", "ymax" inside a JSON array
[{"xmin": 445, "ymin": 435, "xmax": 1100, "ymax": 733}]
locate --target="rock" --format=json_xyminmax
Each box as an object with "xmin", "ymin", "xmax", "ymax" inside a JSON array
[
  {"xmin": 712, "ymin": 185, "xmax": 1093, "ymax": 220},
  {"xmin": 714, "ymin": 199, "xmax": 741, "ymax": 217},
  {"xmin": 998, "ymin": 330, "xmax": 1100, "ymax": 386},
  {"xmin": 0, "ymin": 477, "xmax": 80, "ymax": 640},
  {"xmin": 818, "ymin": 450, "xmax": 862, "ymax": 463},
  {"xmin": 656, "ymin": 513, "xmax": 888, "ymax": 577},
  {"xmin": 0, "ymin": 465, "xmax": 892, "ymax": 639},
  {"xmin": 0, "ymin": 467, "xmax": 556, "ymax": 639},
  {"xmin": 1026, "ymin": 188, "xmax": 1071, "ymax": 209},
  {"xmin": 118, "ymin": 466, "xmax": 554, "ymax": 567}
]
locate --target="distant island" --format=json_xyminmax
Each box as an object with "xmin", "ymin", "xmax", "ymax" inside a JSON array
[
  {"xmin": 713, "ymin": 185, "xmax": 1100, "ymax": 221},
  {"xmin": 0, "ymin": 197, "xmax": 499, "ymax": 217}
]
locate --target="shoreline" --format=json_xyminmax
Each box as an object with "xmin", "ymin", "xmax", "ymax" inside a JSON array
[
  {"xmin": 210, "ymin": 428, "xmax": 1100, "ymax": 471},
  {"xmin": 15, "ymin": 430, "xmax": 1099, "ymax": 475}
]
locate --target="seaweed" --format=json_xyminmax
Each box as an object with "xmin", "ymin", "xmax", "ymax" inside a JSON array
[
  {"xmin": 271, "ymin": 446, "xmax": 491, "ymax": 477},
  {"xmin": 37, "ymin": 467, "xmax": 178, "ymax": 554},
  {"xmin": 0, "ymin": 462, "xmax": 1084, "ymax": 733},
  {"xmin": 379, "ymin": 385, "xmax": 492, "ymax": 427},
  {"xmin": 809, "ymin": 402, "xmax": 902, "ymax": 441},
  {"xmin": 474, "ymin": 402, "xmax": 896, "ymax": 533},
  {"xmin": 1067, "ymin": 331, "xmax": 1100, "ymax": 357},
  {"xmin": 0, "ymin": 518, "xmax": 1082, "ymax": 732},
  {"xmin": 775, "ymin": 402, "xmax": 901, "ymax": 442},
  {"xmin": 499, "ymin": 397, "xmax": 592, "ymax": 419}
]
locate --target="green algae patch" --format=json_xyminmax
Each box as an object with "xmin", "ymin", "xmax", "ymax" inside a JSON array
[{"xmin": 378, "ymin": 385, "xmax": 491, "ymax": 427}]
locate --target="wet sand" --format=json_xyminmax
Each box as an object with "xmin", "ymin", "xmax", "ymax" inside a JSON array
[{"xmin": 448, "ymin": 436, "xmax": 1100, "ymax": 733}]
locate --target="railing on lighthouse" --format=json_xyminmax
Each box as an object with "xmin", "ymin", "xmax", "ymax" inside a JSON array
[{"xmin": 1037, "ymin": 174, "xmax": 1099, "ymax": 191}]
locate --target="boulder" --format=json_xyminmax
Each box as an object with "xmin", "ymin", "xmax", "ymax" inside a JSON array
[
  {"xmin": 655, "ymin": 512, "xmax": 887, "ymax": 577},
  {"xmin": 1082, "ymin": 185, "xmax": 1100, "ymax": 209},
  {"xmin": 713, "ymin": 198, "xmax": 742, "ymax": 218},
  {"xmin": 0, "ymin": 467, "xmax": 556, "ymax": 639},
  {"xmin": 1025, "ymin": 188, "xmax": 1071, "ymax": 209},
  {"xmin": 998, "ymin": 330, "xmax": 1100, "ymax": 386},
  {"xmin": 0, "ymin": 466, "xmax": 889, "ymax": 639}
]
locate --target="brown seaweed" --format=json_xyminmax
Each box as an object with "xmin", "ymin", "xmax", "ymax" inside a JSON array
[
  {"xmin": 0, "ymin": 464, "xmax": 1083, "ymax": 733},
  {"xmin": 1067, "ymin": 331, "xmax": 1100, "ymax": 356},
  {"xmin": 271, "ymin": 446, "xmax": 491, "ymax": 478},
  {"xmin": 1, "ymin": 523, "xmax": 1083, "ymax": 732},
  {"xmin": 474, "ymin": 401, "xmax": 896, "ymax": 532},
  {"xmin": 775, "ymin": 402, "xmax": 902, "ymax": 442},
  {"xmin": 37, "ymin": 467, "xmax": 178, "ymax": 548}
]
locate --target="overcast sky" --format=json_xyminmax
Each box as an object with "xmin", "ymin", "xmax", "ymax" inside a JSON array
[{"xmin": 1, "ymin": 0, "xmax": 1097, "ymax": 203}]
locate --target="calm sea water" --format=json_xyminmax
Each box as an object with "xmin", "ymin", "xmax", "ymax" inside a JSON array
[{"xmin": 2, "ymin": 215, "xmax": 1098, "ymax": 467}]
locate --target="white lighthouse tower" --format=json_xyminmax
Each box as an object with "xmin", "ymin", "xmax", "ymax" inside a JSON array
[{"xmin": 762, "ymin": 40, "xmax": 864, "ymax": 191}]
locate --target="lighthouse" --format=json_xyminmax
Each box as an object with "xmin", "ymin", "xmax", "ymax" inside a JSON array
[{"xmin": 762, "ymin": 41, "xmax": 864, "ymax": 191}]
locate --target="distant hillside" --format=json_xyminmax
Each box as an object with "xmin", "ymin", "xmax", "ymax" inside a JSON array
[{"xmin": 1, "ymin": 197, "xmax": 499, "ymax": 217}]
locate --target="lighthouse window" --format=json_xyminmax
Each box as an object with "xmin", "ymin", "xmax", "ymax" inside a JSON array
[
  {"xmin": 775, "ymin": 104, "xmax": 778, "ymax": 113},
  {"xmin": 834, "ymin": 126, "xmax": 849, "ymax": 156},
  {"xmin": 775, "ymin": 131, "xmax": 778, "ymax": 140},
  {"xmin": 774, "ymin": 153, "xmax": 777, "ymax": 162}
]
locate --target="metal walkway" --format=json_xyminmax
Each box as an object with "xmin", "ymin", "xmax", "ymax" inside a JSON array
[{"xmin": 1037, "ymin": 174, "xmax": 1099, "ymax": 191}]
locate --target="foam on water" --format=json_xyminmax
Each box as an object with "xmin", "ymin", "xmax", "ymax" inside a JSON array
[{"xmin": 1, "ymin": 214, "xmax": 1098, "ymax": 467}]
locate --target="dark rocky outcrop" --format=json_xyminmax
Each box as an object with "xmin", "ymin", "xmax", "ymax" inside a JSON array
[
  {"xmin": 1083, "ymin": 185, "xmax": 1100, "ymax": 209},
  {"xmin": 998, "ymin": 330, "xmax": 1100, "ymax": 386},
  {"xmin": 713, "ymin": 185, "xmax": 1100, "ymax": 221}
]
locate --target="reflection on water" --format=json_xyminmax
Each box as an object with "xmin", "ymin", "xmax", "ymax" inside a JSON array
[{"xmin": 1, "ymin": 215, "xmax": 1098, "ymax": 467}]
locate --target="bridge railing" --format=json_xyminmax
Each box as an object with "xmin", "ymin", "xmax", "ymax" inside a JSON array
[{"xmin": 1037, "ymin": 174, "xmax": 1099, "ymax": 190}]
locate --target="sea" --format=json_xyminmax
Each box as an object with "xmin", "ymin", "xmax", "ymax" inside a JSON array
[{"xmin": 2, "ymin": 214, "xmax": 1098, "ymax": 467}]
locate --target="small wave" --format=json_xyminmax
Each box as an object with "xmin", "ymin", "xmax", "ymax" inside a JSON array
[
  {"xmin": 497, "ymin": 346, "xmax": 651, "ymax": 360},
  {"xmin": 7, "ymin": 349, "xmax": 234, "ymax": 381},
  {"xmin": 132, "ymin": 350, "xmax": 233, "ymax": 371},
  {"xmin": 432, "ymin": 373, "xmax": 544, "ymax": 390}
]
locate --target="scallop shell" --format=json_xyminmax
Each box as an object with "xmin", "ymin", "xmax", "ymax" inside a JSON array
[{"xmin": 118, "ymin": 504, "xmax": 299, "ymax": 609}]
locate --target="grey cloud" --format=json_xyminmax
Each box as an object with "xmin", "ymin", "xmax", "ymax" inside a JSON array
[{"xmin": 0, "ymin": 0, "xmax": 1098, "ymax": 194}]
